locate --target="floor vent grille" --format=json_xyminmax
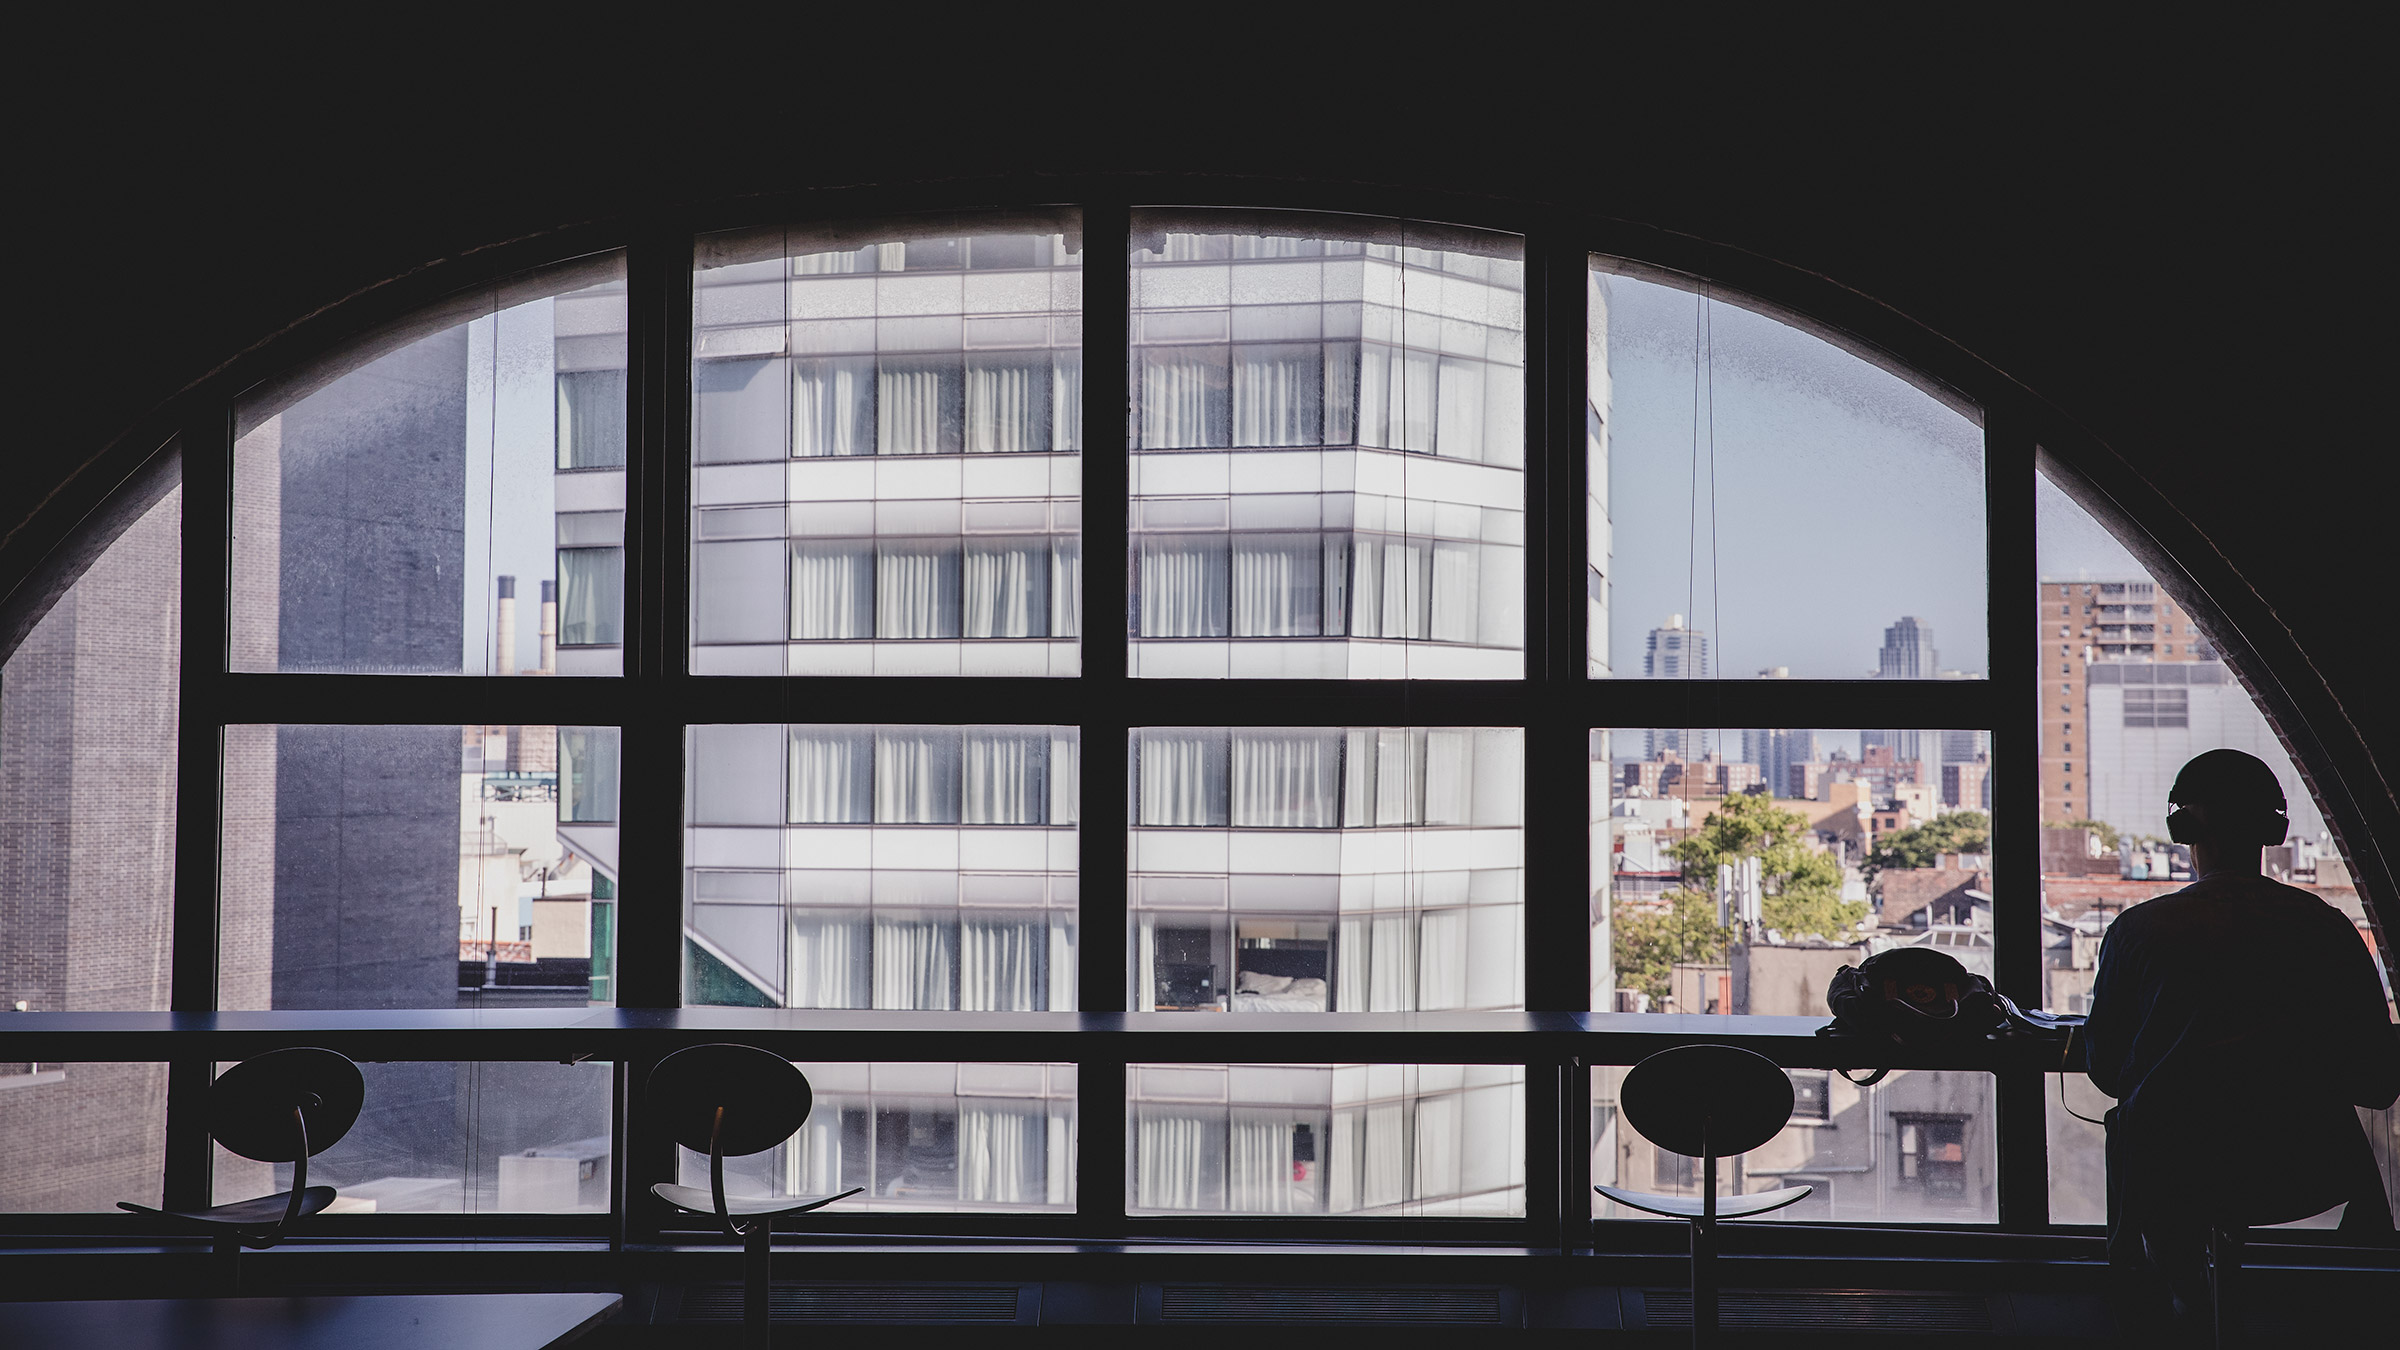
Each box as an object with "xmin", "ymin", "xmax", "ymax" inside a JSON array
[
  {"xmin": 1642, "ymin": 1290, "xmax": 1995, "ymax": 1333},
  {"xmin": 1158, "ymin": 1285, "xmax": 1505, "ymax": 1323},
  {"xmin": 681, "ymin": 1284, "xmax": 1022, "ymax": 1322}
]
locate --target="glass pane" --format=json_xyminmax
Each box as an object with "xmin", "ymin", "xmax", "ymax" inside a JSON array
[
  {"xmin": 1130, "ymin": 1063, "xmax": 1524, "ymax": 1216},
  {"xmin": 684, "ymin": 725, "xmax": 1079, "ymax": 1011},
  {"xmin": 1590, "ymin": 728, "xmax": 1992, "ymax": 1013},
  {"xmin": 1131, "ymin": 212, "xmax": 1526, "ymax": 679},
  {"xmin": 1, "ymin": 474, "xmax": 180, "ymax": 1015},
  {"xmin": 691, "ymin": 214, "xmax": 1084, "ymax": 677},
  {"xmin": 672, "ymin": 1062, "xmax": 1077, "ymax": 1214},
  {"xmin": 1587, "ymin": 261, "xmax": 1983, "ymax": 678},
  {"xmin": 0, "ymin": 1063, "xmax": 167, "ymax": 1210},
  {"xmin": 231, "ymin": 256, "xmax": 627, "ymax": 676},
  {"xmin": 2045, "ymin": 1072, "xmax": 2400, "ymax": 1228},
  {"xmin": 1596, "ymin": 1067, "xmax": 1996, "ymax": 1222},
  {"xmin": 1130, "ymin": 727, "xmax": 1523, "ymax": 1012},
  {"xmin": 218, "ymin": 725, "xmax": 620, "ymax": 1010},
  {"xmin": 212, "ymin": 1061, "xmax": 611, "ymax": 1213}
]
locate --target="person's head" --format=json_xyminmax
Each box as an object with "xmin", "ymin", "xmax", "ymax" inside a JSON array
[{"xmin": 2165, "ymin": 748, "xmax": 2288, "ymax": 852}]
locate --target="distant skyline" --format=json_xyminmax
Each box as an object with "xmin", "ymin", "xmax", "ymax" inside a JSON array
[{"xmin": 1601, "ymin": 273, "xmax": 1986, "ymax": 679}]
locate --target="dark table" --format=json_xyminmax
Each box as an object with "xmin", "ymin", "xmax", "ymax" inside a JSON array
[{"xmin": 0, "ymin": 1292, "xmax": 620, "ymax": 1350}]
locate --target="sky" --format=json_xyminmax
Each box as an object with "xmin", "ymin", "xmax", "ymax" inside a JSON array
[
  {"xmin": 1599, "ymin": 273, "xmax": 1987, "ymax": 679},
  {"xmin": 464, "ymin": 298, "xmax": 564, "ymax": 676}
]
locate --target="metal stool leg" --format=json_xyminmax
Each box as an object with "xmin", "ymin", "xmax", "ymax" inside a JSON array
[{"xmin": 742, "ymin": 1220, "xmax": 772, "ymax": 1350}]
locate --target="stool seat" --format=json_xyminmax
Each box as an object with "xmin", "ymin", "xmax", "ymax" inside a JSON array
[
  {"xmin": 652, "ymin": 1183, "xmax": 860, "ymax": 1220},
  {"xmin": 1595, "ymin": 1183, "xmax": 1811, "ymax": 1221},
  {"xmin": 119, "ymin": 1187, "xmax": 339, "ymax": 1236}
]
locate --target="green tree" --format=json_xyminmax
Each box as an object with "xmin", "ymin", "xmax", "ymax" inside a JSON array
[
  {"xmin": 2042, "ymin": 816, "xmax": 2121, "ymax": 852},
  {"xmin": 1611, "ymin": 887, "xmax": 1734, "ymax": 1006},
  {"xmin": 1865, "ymin": 809, "xmax": 1991, "ymax": 881},
  {"xmin": 1669, "ymin": 792, "xmax": 1863, "ymax": 941}
]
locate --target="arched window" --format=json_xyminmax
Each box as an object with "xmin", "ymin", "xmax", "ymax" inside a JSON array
[{"xmin": 3, "ymin": 198, "xmax": 2389, "ymax": 1238}]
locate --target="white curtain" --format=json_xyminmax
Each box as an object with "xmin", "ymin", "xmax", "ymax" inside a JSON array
[
  {"xmin": 1435, "ymin": 355, "xmax": 1485, "ymax": 460},
  {"xmin": 1337, "ymin": 915, "xmax": 1370, "ymax": 1012},
  {"xmin": 1342, "ymin": 729, "xmax": 1378, "ymax": 828},
  {"xmin": 1359, "ymin": 344, "xmax": 1436, "ymax": 452},
  {"xmin": 962, "ymin": 732, "xmax": 1045, "ymax": 824},
  {"xmin": 1138, "ymin": 537, "xmax": 1227, "ymax": 637},
  {"xmin": 1423, "ymin": 729, "xmax": 1475, "ymax": 824},
  {"xmin": 960, "ymin": 915, "xmax": 1043, "ymax": 1011},
  {"xmin": 1137, "ymin": 1112, "xmax": 1224, "ymax": 1210},
  {"xmin": 1233, "ymin": 344, "xmax": 1321, "ymax": 446},
  {"xmin": 877, "ymin": 357, "xmax": 956, "ymax": 455},
  {"xmin": 555, "ymin": 368, "xmax": 627, "ymax": 469},
  {"xmin": 1052, "ymin": 353, "xmax": 1083, "ymax": 453},
  {"xmin": 1138, "ymin": 731, "xmax": 1224, "ymax": 826},
  {"xmin": 794, "ymin": 357, "xmax": 873, "ymax": 457},
  {"xmin": 963, "ymin": 539, "xmax": 1047, "ymax": 638},
  {"xmin": 792, "ymin": 542, "xmax": 872, "ymax": 639},
  {"xmin": 1413, "ymin": 1094, "xmax": 1463, "ymax": 1200},
  {"xmin": 966, "ymin": 354, "xmax": 1048, "ymax": 454},
  {"xmin": 1230, "ymin": 731, "xmax": 1340, "ymax": 828},
  {"xmin": 1379, "ymin": 538, "xmax": 1429, "ymax": 638},
  {"xmin": 872, "ymin": 914, "xmax": 956, "ymax": 1010},
  {"xmin": 1140, "ymin": 348, "xmax": 1227, "ymax": 448},
  {"xmin": 1429, "ymin": 541, "xmax": 1480, "ymax": 644},
  {"xmin": 876, "ymin": 731, "xmax": 960, "ymax": 823},
  {"xmin": 790, "ymin": 730, "xmax": 872, "ymax": 822},
  {"xmin": 556, "ymin": 547, "xmax": 623, "ymax": 646},
  {"xmin": 785, "ymin": 1113, "xmax": 844, "ymax": 1200},
  {"xmin": 1048, "ymin": 733, "xmax": 1081, "ymax": 825},
  {"xmin": 1323, "ymin": 342, "xmax": 1359, "ymax": 446},
  {"xmin": 1050, "ymin": 537, "xmax": 1082, "ymax": 639},
  {"xmin": 1369, "ymin": 913, "xmax": 1415, "ymax": 1011},
  {"xmin": 876, "ymin": 543, "xmax": 960, "ymax": 638},
  {"xmin": 788, "ymin": 912, "xmax": 867, "ymax": 1008},
  {"xmin": 1375, "ymin": 729, "xmax": 1424, "ymax": 826},
  {"xmin": 1229, "ymin": 1112, "xmax": 1299, "ymax": 1213},
  {"xmin": 1361, "ymin": 1102, "xmax": 1407, "ymax": 1209},
  {"xmin": 1232, "ymin": 534, "xmax": 1321, "ymax": 636},
  {"xmin": 1417, "ymin": 910, "xmax": 1467, "ymax": 1011},
  {"xmin": 960, "ymin": 1104, "xmax": 1040, "ymax": 1203}
]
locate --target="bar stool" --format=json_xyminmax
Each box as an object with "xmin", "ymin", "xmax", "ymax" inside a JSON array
[
  {"xmin": 1596, "ymin": 1044, "xmax": 1813, "ymax": 1348},
  {"xmin": 648, "ymin": 1045, "xmax": 862, "ymax": 1350},
  {"xmin": 117, "ymin": 1047, "xmax": 365, "ymax": 1293}
]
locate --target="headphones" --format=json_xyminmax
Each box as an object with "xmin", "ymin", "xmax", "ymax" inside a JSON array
[{"xmin": 2164, "ymin": 798, "xmax": 2288, "ymax": 847}]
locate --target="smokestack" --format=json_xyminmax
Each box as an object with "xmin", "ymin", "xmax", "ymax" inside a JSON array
[
  {"xmin": 495, "ymin": 575, "xmax": 518, "ymax": 676},
  {"xmin": 539, "ymin": 579, "xmax": 557, "ymax": 675}
]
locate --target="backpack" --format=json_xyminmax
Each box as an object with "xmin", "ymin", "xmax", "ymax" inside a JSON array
[{"xmin": 1818, "ymin": 946, "xmax": 2009, "ymax": 1085}]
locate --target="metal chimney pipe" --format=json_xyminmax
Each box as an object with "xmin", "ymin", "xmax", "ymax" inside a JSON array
[
  {"xmin": 495, "ymin": 576, "xmax": 518, "ymax": 676},
  {"xmin": 538, "ymin": 579, "xmax": 557, "ymax": 675}
]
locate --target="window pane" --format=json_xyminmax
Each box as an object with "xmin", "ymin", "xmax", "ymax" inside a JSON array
[
  {"xmin": 0, "ymin": 1063, "xmax": 167, "ymax": 1211},
  {"xmin": 686, "ymin": 725, "xmax": 1079, "ymax": 1012},
  {"xmin": 1132, "ymin": 213, "xmax": 1525, "ymax": 679},
  {"xmin": 1590, "ymin": 728, "xmax": 1993, "ymax": 1014},
  {"xmin": 1596, "ymin": 1067, "xmax": 1996, "ymax": 1223},
  {"xmin": 692, "ymin": 214, "xmax": 1083, "ymax": 677},
  {"xmin": 219, "ymin": 725, "xmax": 620, "ymax": 1010},
  {"xmin": 673, "ymin": 1062, "xmax": 1077, "ymax": 1213},
  {"xmin": 1587, "ymin": 260, "xmax": 1983, "ymax": 679},
  {"xmin": 1, "ymin": 475, "xmax": 180, "ymax": 1017},
  {"xmin": 232, "ymin": 257, "xmax": 627, "ymax": 676},
  {"xmin": 1131, "ymin": 728, "xmax": 1523, "ymax": 1013},
  {"xmin": 1130, "ymin": 1064, "xmax": 1524, "ymax": 1216},
  {"xmin": 213, "ymin": 1061, "xmax": 611, "ymax": 1214}
]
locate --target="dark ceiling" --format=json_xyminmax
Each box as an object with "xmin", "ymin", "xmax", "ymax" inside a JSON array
[{"xmin": 7, "ymin": 19, "xmax": 2387, "ymax": 842}]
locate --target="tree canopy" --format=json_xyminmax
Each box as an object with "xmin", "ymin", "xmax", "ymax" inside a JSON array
[
  {"xmin": 1865, "ymin": 809, "xmax": 1992, "ymax": 881},
  {"xmin": 1611, "ymin": 888, "xmax": 1732, "ymax": 1006},
  {"xmin": 1668, "ymin": 793, "xmax": 1863, "ymax": 941}
]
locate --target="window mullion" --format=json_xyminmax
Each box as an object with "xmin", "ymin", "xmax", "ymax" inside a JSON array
[
  {"xmin": 1076, "ymin": 198, "xmax": 1132, "ymax": 1238},
  {"xmin": 1984, "ymin": 409, "xmax": 2047, "ymax": 1231}
]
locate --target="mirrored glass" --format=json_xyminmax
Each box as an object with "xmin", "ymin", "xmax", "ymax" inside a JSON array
[
  {"xmin": 685, "ymin": 725, "xmax": 1079, "ymax": 1011},
  {"xmin": 691, "ymin": 215, "xmax": 1083, "ymax": 677},
  {"xmin": 1588, "ymin": 261, "xmax": 1983, "ymax": 679},
  {"xmin": 1130, "ymin": 1063, "xmax": 1524, "ymax": 1216},
  {"xmin": 1130, "ymin": 727, "xmax": 1523, "ymax": 1013},
  {"xmin": 231, "ymin": 256, "xmax": 627, "ymax": 676},
  {"xmin": 1132, "ymin": 213, "xmax": 1525, "ymax": 679}
]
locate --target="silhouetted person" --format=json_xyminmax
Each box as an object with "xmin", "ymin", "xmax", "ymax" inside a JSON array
[{"xmin": 2081, "ymin": 748, "xmax": 2399, "ymax": 1339}]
